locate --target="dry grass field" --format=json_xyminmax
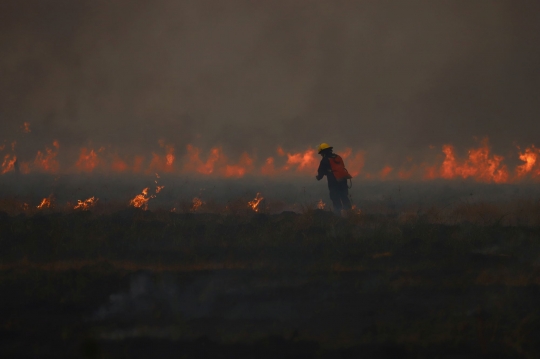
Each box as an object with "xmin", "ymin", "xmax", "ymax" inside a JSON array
[{"xmin": 1, "ymin": 196, "xmax": 540, "ymax": 358}]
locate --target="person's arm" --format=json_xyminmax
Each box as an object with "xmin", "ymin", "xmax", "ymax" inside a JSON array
[{"xmin": 316, "ymin": 158, "xmax": 329, "ymax": 180}]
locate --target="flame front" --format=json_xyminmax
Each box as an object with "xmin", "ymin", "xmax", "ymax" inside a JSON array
[
  {"xmin": 248, "ymin": 193, "xmax": 264, "ymax": 212},
  {"xmin": 74, "ymin": 197, "xmax": 98, "ymax": 211},
  {"xmin": 3, "ymin": 135, "xmax": 540, "ymax": 183}
]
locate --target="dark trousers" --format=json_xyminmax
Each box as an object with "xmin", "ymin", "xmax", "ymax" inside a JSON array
[{"xmin": 329, "ymin": 182, "xmax": 352, "ymax": 214}]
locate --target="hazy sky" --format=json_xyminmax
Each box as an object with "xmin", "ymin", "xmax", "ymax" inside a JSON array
[{"xmin": 1, "ymin": 0, "xmax": 539, "ymax": 163}]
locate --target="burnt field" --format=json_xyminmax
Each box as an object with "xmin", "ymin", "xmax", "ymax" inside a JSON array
[{"xmin": 2, "ymin": 198, "xmax": 540, "ymax": 358}]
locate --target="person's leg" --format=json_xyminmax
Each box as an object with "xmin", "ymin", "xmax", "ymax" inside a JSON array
[
  {"xmin": 340, "ymin": 184, "xmax": 352, "ymax": 210},
  {"xmin": 329, "ymin": 187, "xmax": 342, "ymax": 214}
]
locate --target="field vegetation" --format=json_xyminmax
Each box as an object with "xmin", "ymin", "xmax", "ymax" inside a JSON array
[{"xmin": 1, "ymin": 196, "xmax": 540, "ymax": 358}]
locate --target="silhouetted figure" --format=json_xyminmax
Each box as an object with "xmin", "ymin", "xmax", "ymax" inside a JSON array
[{"xmin": 315, "ymin": 143, "xmax": 352, "ymax": 214}]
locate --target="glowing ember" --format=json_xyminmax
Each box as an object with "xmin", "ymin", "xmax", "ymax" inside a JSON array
[
  {"xmin": 248, "ymin": 193, "xmax": 264, "ymax": 212},
  {"xmin": 1, "ymin": 155, "xmax": 17, "ymax": 174},
  {"xmin": 155, "ymin": 185, "xmax": 165, "ymax": 194},
  {"xmin": 130, "ymin": 188, "xmax": 154, "ymax": 210},
  {"xmin": 22, "ymin": 122, "xmax": 31, "ymax": 133},
  {"xmin": 37, "ymin": 195, "xmax": 53, "ymax": 209},
  {"xmin": 317, "ymin": 199, "xmax": 326, "ymax": 210},
  {"xmin": 191, "ymin": 197, "xmax": 204, "ymax": 212},
  {"xmin": 74, "ymin": 197, "xmax": 98, "ymax": 211}
]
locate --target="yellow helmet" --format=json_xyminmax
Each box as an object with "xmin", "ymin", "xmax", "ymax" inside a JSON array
[{"xmin": 317, "ymin": 143, "xmax": 333, "ymax": 153}]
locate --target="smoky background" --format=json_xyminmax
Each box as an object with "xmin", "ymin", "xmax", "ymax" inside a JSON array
[{"xmin": 1, "ymin": 0, "xmax": 540, "ymax": 173}]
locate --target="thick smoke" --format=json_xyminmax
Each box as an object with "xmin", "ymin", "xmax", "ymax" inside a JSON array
[{"xmin": 1, "ymin": 0, "xmax": 539, "ymax": 166}]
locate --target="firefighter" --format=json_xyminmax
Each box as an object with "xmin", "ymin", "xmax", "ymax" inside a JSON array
[{"xmin": 315, "ymin": 143, "xmax": 352, "ymax": 214}]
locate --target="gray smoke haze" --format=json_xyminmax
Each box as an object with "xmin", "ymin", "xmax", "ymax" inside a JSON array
[{"xmin": 1, "ymin": 0, "xmax": 539, "ymax": 164}]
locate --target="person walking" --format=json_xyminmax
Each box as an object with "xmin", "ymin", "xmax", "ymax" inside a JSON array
[{"xmin": 315, "ymin": 143, "xmax": 352, "ymax": 215}]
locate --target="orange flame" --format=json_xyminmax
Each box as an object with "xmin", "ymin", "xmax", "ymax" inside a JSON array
[
  {"xmin": 340, "ymin": 148, "xmax": 365, "ymax": 177},
  {"xmin": 74, "ymin": 197, "xmax": 98, "ymax": 210},
  {"xmin": 1, "ymin": 155, "xmax": 17, "ymax": 174},
  {"xmin": 248, "ymin": 193, "xmax": 264, "ymax": 212},
  {"xmin": 6, "ymin": 134, "xmax": 540, "ymax": 183},
  {"xmin": 111, "ymin": 155, "xmax": 128, "ymax": 172},
  {"xmin": 516, "ymin": 146, "xmax": 540, "ymax": 179},
  {"xmin": 37, "ymin": 195, "xmax": 53, "ymax": 209},
  {"xmin": 75, "ymin": 148, "xmax": 99, "ymax": 172},
  {"xmin": 130, "ymin": 187, "xmax": 154, "ymax": 210},
  {"xmin": 379, "ymin": 165, "xmax": 393, "ymax": 180},
  {"xmin": 260, "ymin": 157, "xmax": 276, "ymax": 176},
  {"xmin": 184, "ymin": 145, "xmax": 222, "ymax": 175},
  {"xmin": 22, "ymin": 122, "xmax": 31, "ymax": 133},
  {"xmin": 224, "ymin": 153, "xmax": 254, "ymax": 178},
  {"xmin": 191, "ymin": 197, "xmax": 204, "ymax": 212},
  {"xmin": 317, "ymin": 199, "xmax": 326, "ymax": 210},
  {"xmin": 284, "ymin": 148, "xmax": 318, "ymax": 173},
  {"xmin": 148, "ymin": 141, "xmax": 175, "ymax": 173},
  {"xmin": 439, "ymin": 139, "xmax": 508, "ymax": 183},
  {"xmin": 34, "ymin": 141, "xmax": 60, "ymax": 173}
]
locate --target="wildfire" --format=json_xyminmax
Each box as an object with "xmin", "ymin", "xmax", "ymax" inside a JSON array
[
  {"xmin": 283, "ymin": 148, "xmax": 318, "ymax": 173},
  {"xmin": 75, "ymin": 148, "xmax": 100, "ymax": 172},
  {"xmin": 184, "ymin": 145, "xmax": 222, "ymax": 175},
  {"xmin": 37, "ymin": 195, "xmax": 53, "ymax": 209},
  {"xmin": 1, "ymin": 155, "xmax": 17, "ymax": 174},
  {"xmin": 130, "ymin": 187, "xmax": 153, "ymax": 210},
  {"xmin": 34, "ymin": 141, "xmax": 60, "ymax": 173},
  {"xmin": 74, "ymin": 197, "xmax": 98, "ymax": 211},
  {"xmin": 224, "ymin": 152, "xmax": 254, "ymax": 178},
  {"xmin": 317, "ymin": 199, "xmax": 326, "ymax": 210},
  {"xmin": 149, "ymin": 141, "xmax": 175, "ymax": 173},
  {"xmin": 191, "ymin": 197, "xmax": 204, "ymax": 212},
  {"xmin": 438, "ymin": 139, "xmax": 509, "ymax": 183},
  {"xmin": 4, "ymin": 134, "xmax": 540, "ymax": 183},
  {"xmin": 516, "ymin": 145, "xmax": 540, "ymax": 178},
  {"xmin": 248, "ymin": 193, "xmax": 264, "ymax": 212}
]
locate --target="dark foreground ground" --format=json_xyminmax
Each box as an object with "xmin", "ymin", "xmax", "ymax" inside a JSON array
[{"xmin": 1, "ymin": 207, "xmax": 540, "ymax": 358}]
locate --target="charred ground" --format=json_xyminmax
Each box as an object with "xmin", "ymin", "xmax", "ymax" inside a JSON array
[{"xmin": 2, "ymin": 198, "xmax": 540, "ymax": 358}]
